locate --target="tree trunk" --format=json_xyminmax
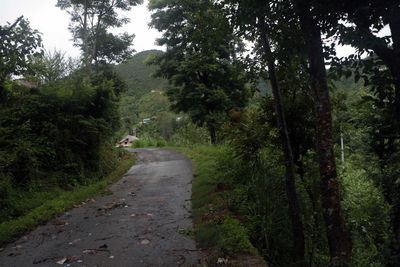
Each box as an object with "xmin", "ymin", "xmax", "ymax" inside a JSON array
[
  {"xmin": 208, "ymin": 124, "xmax": 217, "ymax": 145},
  {"xmin": 258, "ymin": 17, "xmax": 305, "ymax": 265},
  {"xmin": 83, "ymin": 0, "xmax": 90, "ymax": 71},
  {"xmin": 295, "ymin": 0, "xmax": 352, "ymax": 264},
  {"xmin": 392, "ymin": 205, "xmax": 400, "ymax": 265}
]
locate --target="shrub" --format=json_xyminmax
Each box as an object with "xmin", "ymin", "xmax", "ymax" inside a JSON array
[
  {"xmin": 342, "ymin": 168, "xmax": 391, "ymax": 267},
  {"xmin": 217, "ymin": 217, "xmax": 256, "ymax": 255}
]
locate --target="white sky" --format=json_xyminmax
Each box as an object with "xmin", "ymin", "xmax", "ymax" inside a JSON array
[
  {"xmin": 0, "ymin": 0, "xmax": 163, "ymax": 58},
  {"xmin": 0, "ymin": 0, "xmax": 390, "ymax": 60}
]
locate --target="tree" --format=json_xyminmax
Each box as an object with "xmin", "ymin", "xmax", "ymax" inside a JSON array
[
  {"xmin": 294, "ymin": 0, "xmax": 353, "ymax": 264},
  {"xmin": 322, "ymin": 1, "xmax": 400, "ymax": 263},
  {"xmin": 332, "ymin": 0, "xmax": 400, "ymax": 121},
  {"xmin": 220, "ymin": 0, "xmax": 306, "ymax": 263},
  {"xmin": 30, "ymin": 50, "xmax": 80, "ymax": 83},
  {"xmin": 56, "ymin": 0, "xmax": 142, "ymax": 67},
  {"xmin": 0, "ymin": 16, "xmax": 43, "ymax": 101},
  {"xmin": 149, "ymin": 0, "xmax": 252, "ymax": 144}
]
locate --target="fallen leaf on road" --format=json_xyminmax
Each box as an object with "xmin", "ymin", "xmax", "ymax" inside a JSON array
[
  {"xmin": 99, "ymin": 199, "xmax": 127, "ymax": 211},
  {"xmin": 68, "ymin": 239, "xmax": 81, "ymax": 245},
  {"xmin": 99, "ymin": 244, "xmax": 108, "ymax": 249},
  {"xmin": 83, "ymin": 248, "xmax": 110, "ymax": 254},
  {"xmin": 140, "ymin": 239, "xmax": 150, "ymax": 245},
  {"xmin": 52, "ymin": 219, "xmax": 68, "ymax": 226},
  {"xmin": 217, "ymin": 258, "xmax": 229, "ymax": 264},
  {"xmin": 56, "ymin": 258, "xmax": 67, "ymax": 265},
  {"xmin": 8, "ymin": 252, "xmax": 21, "ymax": 257}
]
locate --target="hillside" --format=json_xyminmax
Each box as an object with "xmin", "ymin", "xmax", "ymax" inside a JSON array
[
  {"xmin": 116, "ymin": 50, "xmax": 169, "ymax": 130},
  {"xmin": 116, "ymin": 49, "xmax": 168, "ymax": 98}
]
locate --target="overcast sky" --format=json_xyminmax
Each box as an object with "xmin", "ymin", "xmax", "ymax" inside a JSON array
[
  {"xmin": 0, "ymin": 0, "xmax": 162, "ymax": 58},
  {"xmin": 3, "ymin": 0, "xmax": 389, "ymax": 60}
]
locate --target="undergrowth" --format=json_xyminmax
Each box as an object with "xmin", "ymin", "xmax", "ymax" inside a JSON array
[
  {"xmin": 0, "ymin": 151, "xmax": 135, "ymax": 246},
  {"xmin": 132, "ymin": 135, "xmax": 167, "ymax": 148},
  {"xmin": 176, "ymin": 145, "xmax": 259, "ymax": 259}
]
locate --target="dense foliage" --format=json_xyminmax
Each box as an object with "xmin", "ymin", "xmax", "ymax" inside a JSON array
[
  {"xmin": 0, "ymin": 14, "xmax": 128, "ymax": 224},
  {"xmin": 147, "ymin": 0, "xmax": 400, "ymax": 266},
  {"xmin": 115, "ymin": 50, "xmax": 168, "ymax": 132},
  {"xmin": 1, "ymin": 1, "xmax": 399, "ymax": 267},
  {"xmin": 56, "ymin": 0, "xmax": 143, "ymax": 66},
  {"xmin": 149, "ymin": 0, "xmax": 254, "ymax": 143}
]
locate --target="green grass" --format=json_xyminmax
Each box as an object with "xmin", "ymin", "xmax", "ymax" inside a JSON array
[
  {"xmin": 175, "ymin": 145, "xmax": 257, "ymax": 257},
  {"xmin": 133, "ymin": 135, "xmax": 167, "ymax": 148},
  {"xmin": 0, "ymin": 155, "xmax": 135, "ymax": 246}
]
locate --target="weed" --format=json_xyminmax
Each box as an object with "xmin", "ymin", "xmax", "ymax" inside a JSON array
[{"xmin": 0, "ymin": 154, "xmax": 135, "ymax": 245}]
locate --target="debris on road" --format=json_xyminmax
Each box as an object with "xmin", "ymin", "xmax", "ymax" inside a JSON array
[
  {"xmin": 56, "ymin": 258, "xmax": 67, "ymax": 265},
  {"xmin": 140, "ymin": 239, "xmax": 150, "ymax": 245}
]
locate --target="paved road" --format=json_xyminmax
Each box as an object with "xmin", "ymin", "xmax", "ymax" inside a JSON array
[{"xmin": 0, "ymin": 148, "xmax": 200, "ymax": 267}]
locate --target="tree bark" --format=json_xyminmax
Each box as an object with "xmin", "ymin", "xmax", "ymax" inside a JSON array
[
  {"xmin": 208, "ymin": 124, "xmax": 217, "ymax": 145},
  {"xmin": 83, "ymin": 0, "xmax": 90, "ymax": 71},
  {"xmin": 258, "ymin": 17, "xmax": 305, "ymax": 265},
  {"xmin": 295, "ymin": 0, "xmax": 352, "ymax": 264}
]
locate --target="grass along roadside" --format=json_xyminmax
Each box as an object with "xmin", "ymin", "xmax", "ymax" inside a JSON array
[
  {"xmin": 132, "ymin": 135, "xmax": 167, "ymax": 148},
  {"xmin": 175, "ymin": 145, "xmax": 266, "ymax": 266},
  {"xmin": 0, "ymin": 153, "xmax": 135, "ymax": 246}
]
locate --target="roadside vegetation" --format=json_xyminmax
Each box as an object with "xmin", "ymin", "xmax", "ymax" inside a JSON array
[
  {"xmin": 0, "ymin": 0, "xmax": 141, "ymax": 245},
  {"xmin": 143, "ymin": 0, "xmax": 399, "ymax": 266},
  {"xmin": 1, "ymin": 0, "xmax": 400, "ymax": 266},
  {"xmin": 176, "ymin": 146, "xmax": 258, "ymax": 259},
  {"xmin": 0, "ymin": 154, "xmax": 134, "ymax": 245}
]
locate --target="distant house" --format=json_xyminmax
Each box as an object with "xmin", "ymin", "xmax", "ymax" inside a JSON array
[{"xmin": 118, "ymin": 135, "xmax": 139, "ymax": 147}]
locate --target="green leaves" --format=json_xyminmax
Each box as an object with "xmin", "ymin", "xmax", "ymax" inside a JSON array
[
  {"xmin": 150, "ymin": 0, "xmax": 253, "ymax": 142},
  {"xmin": 57, "ymin": 0, "xmax": 142, "ymax": 66},
  {"xmin": 0, "ymin": 17, "xmax": 43, "ymax": 82}
]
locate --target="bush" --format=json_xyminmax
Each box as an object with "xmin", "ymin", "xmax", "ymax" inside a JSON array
[
  {"xmin": 169, "ymin": 121, "xmax": 210, "ymax": 146},
  {"xmin": 218, "ymin": 217, "xmax": 256, "ymax": 255},
  {"xmin": 342, "ymin": 168, "xmax": 391, "ymax": 267},
  {"xmin": 133, "ymin": 135, "xmax": 166, "ymax": 148}
]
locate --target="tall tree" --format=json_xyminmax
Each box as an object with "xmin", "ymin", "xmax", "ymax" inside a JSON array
[
  {"xmin": 149, "ymin": 0, "xmax": 252, "ymax": 144},
  {"xmin": 30, "ymin": 50, "xmax": 79, "ymax": 83},
  {"xmin": 56, "ymin": 0, "xmax": 142, "ymax": 67},
  {"xmin": 0, "ymin": 16, "xmax": 43, "ymax": 101},
  {"xmin": 323, "ymin": 1, "xmax": 400, "ymax": 263},
  {"xmin": 333, "ymin": 0, "xmax": 400, "ymax": 120},
  {"xmin": 294, "ymin": 0, "xmax": 353, "ymax": 264},
  {"xmin": 258, "ymin": 17, "xmax": 306, "ymax": 265},
  {"xmin": 221, "ymin": 0, "xmax": 306, "ymax": 263}
]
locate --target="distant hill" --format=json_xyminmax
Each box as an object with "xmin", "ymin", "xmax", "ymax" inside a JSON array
[
  {"xmin": 116, "ymin": 49, "xmax": 168, "ymax": 98},
  {"xmin": 116, "ymin": 50, "xmax": 169, "ymax": 132}
]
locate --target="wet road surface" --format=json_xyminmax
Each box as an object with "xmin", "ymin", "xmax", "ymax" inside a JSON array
[{"xmin": 0, "ymin": 148, "xmax": 200, "ymax": 267}]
